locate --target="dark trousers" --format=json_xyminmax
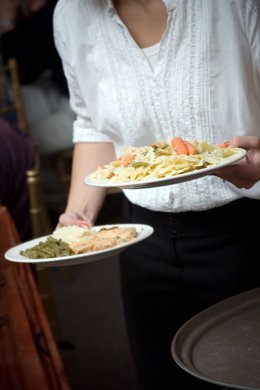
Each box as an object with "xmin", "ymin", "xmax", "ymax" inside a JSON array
[{"xmin": 119, "ymin": 197, "xmax": 260, "ymax": 390}]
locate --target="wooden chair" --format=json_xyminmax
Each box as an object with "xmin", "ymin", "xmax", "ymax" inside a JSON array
[{"xmin": 0, "ymin": 57, "xmax": 27, "ymax": 132}]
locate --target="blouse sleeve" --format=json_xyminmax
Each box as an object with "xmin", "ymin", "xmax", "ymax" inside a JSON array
[
  {"xmin": 245, "ymin": 1, "xmax": 260, "ymax": 77},
  {"xmin": 53, "ymin": 3, "xmax": 113, "ymax": 144}
]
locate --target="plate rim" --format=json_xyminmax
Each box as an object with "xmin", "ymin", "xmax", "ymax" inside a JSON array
[
  {"xmin": 171, "ymin": 287, "xmax": 260, "ymax": 390},
  {"xmin": 84, "ymin": 148, "xmax": 246, "ymax": 189}
]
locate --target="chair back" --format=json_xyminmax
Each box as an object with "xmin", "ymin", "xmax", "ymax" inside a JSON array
[{"xmin": 0, "ymin": 57, "xmax": 27, "ymax": 132}]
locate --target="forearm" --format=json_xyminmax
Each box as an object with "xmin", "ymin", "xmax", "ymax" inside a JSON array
[{"xmin": 65, "ymin": 142, "xmax": 116, "ymax": 225}]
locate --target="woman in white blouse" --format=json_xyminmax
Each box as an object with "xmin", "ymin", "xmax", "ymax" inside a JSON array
[{"xmin": 53, "ymin": 1, "xmax": 260, "ymax": 389}]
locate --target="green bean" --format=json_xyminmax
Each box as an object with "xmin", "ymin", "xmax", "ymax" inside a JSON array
[
  {"xmin": 131, "ymin": 162, "xmax": 150, "ymax": 168},
  {"xmin": 20, "ymin": 237, "xmax": 73, "ymax": 259}
]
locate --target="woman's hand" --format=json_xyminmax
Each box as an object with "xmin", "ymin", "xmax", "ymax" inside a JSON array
[
  {"xmin": 57, "ymin": 211, "xmax": 93, "ymax": 229},
  {"xmin": 214, "ymin": 136, "xmax": 260, "ymax": 189}
]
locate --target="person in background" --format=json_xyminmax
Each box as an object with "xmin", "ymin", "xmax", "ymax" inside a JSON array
[
  {"xmin": 53, "ymin": 1, "xmax": 260, "ymax": 389},
  {"xmin": 0, "ymin": 117, "xmax": 35, "ymax": 241},
  {"xmin": 0, "ymin": 0, "xmax": 75, "ymax": 224},
  {"xmin": 0, "ymin": 0, "xmax": 74, "ymax": 155}
]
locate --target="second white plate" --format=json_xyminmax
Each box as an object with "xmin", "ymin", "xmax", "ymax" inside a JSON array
[{"xmin": 84, "ymin": 148, "xmax": 246, "ymax": 189}]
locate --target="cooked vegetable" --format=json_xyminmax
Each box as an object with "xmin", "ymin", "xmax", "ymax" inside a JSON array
[
  {"xmin": 131, "ymin": 162, "xmax": 150, "ymax": 168},
  {"xmin": 218, "ymin": 141, "xmax": 230, "ymax": 148},
  {"xmin": 20, "ymin": 237, "xmax": 73, "ymax": 259},
  {"xmin": 171, "ymin": 137, "xmax": 189, "ymax": 155},
  {"xmin": 184, "ymin": 140, "xmax": 197, "ymax": 155}
]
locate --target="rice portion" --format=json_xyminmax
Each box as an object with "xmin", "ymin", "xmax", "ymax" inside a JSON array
[{"xmin": 52, "ymin": 225, "xmax": 94, "ymax": 244}]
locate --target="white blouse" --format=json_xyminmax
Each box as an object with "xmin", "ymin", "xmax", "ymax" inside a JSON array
[
  {"xmin": 53, "ymin": 0, "xmax": 260, "ymax": 213},
  {"xmin": 142, "ymin": 43, "xmax": 161, "ymax": 72}
]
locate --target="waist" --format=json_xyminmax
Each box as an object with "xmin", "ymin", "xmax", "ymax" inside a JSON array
[
  {"xmin": 123, "ymin": 176, "xmax": 242, "ymax": 213},
  {"xmin": 122, "ymin": 196, "xmax": 260, "ymax": 231}
]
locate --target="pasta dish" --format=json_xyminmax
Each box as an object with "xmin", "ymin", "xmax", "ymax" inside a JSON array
[{"xmin": 89, "ymin": 137, "xmax": 237, "ymax": 184}]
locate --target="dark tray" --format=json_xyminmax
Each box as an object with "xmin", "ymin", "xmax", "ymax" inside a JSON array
[{"xmin": 171, "ymin": 287, "xmax": 260, "ymax": 390}]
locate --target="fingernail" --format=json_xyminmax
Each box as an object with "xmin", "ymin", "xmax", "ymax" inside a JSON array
[
  {"xmin": 218, "ymin": 141, "xmax": 230, "ymax": 148},
  {"xmin": 79, "ymin": 223, "xmax": 89, "ymax": 228}
]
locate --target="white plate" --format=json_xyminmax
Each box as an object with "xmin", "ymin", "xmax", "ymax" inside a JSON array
[
  {"xmin": 4, "ymin": 224, "xmax": 154, "ymax": 267},
  {"xmin": 84, "ymin": 148, "xmax": 246, "ymax": 189}
]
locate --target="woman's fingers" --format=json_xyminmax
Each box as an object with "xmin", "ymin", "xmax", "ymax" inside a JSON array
[
  {"xmin": 214, "ymin": 164, "xmax": 258, "ymax": 189},
  {"xmin": 229, "ymin": 136, "xmax": 260, "ymax": 150},
  {"xmin": 57, "ymin": 211, "xmax": 93, "ymax": 229}
]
